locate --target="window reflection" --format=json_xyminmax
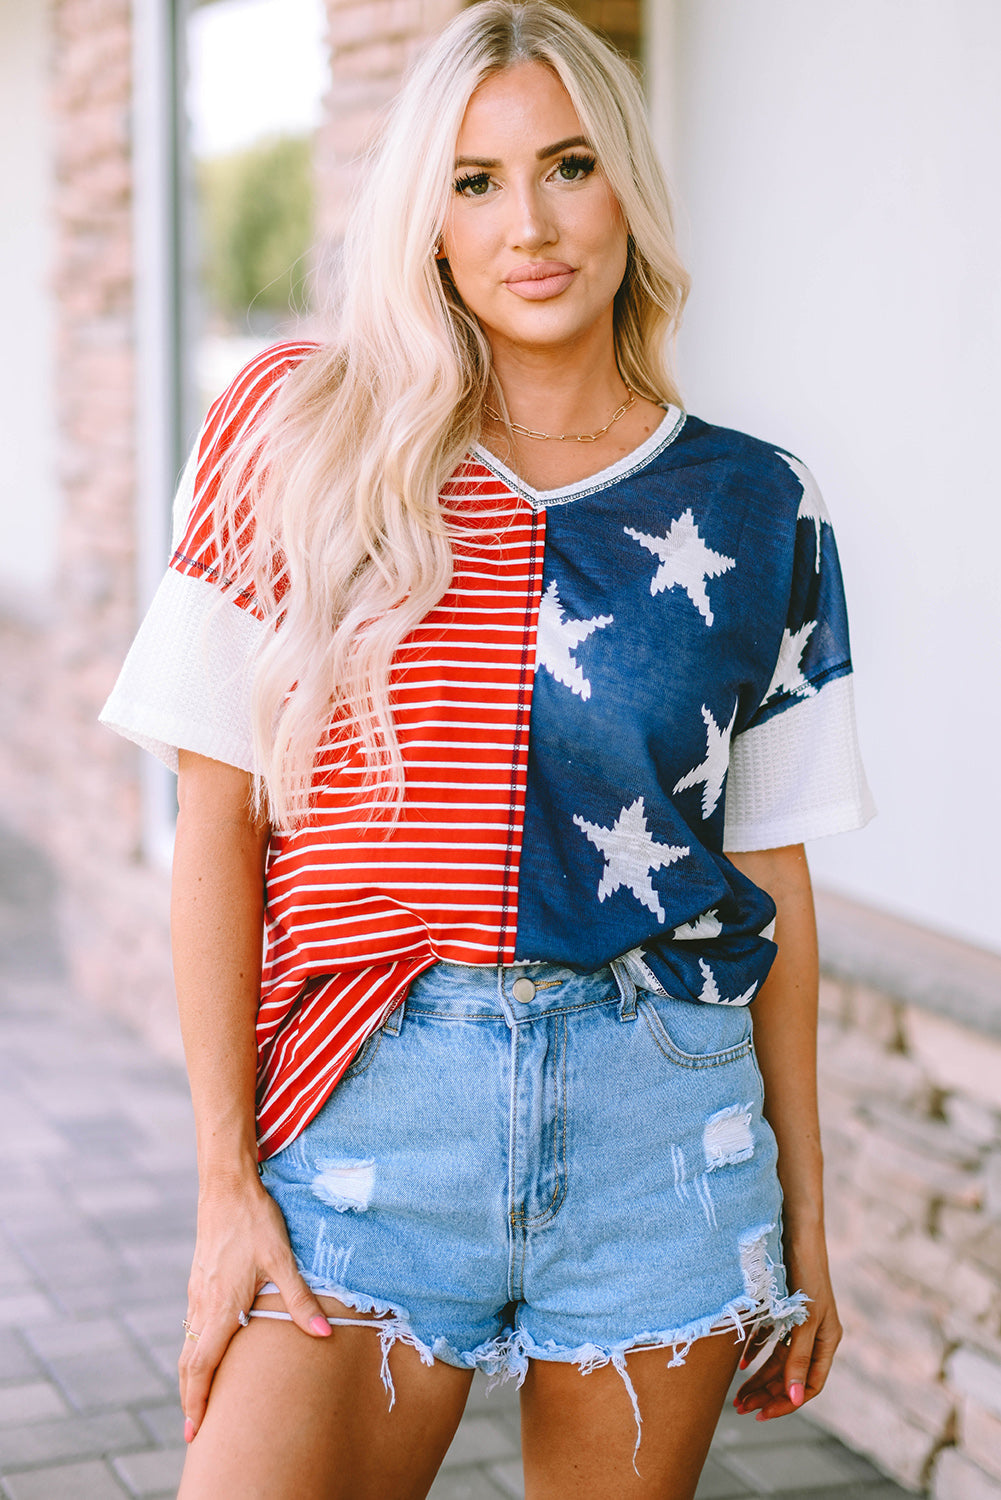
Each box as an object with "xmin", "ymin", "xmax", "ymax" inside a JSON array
[{"xmin": 183, "ymin": 0, "xmax": 327, "ymax": 423}]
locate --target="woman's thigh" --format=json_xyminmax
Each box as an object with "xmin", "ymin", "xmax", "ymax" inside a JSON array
[
  {"xmin": 176, "ymin": 1294, "xmax": 474, "ymax": 1500},
  {"xmin": 520, "ymin": 1333, "xmax": 742, "ymax": 1500}
]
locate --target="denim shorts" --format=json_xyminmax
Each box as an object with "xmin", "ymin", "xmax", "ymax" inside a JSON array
[{"xmin": 257, "ymin": 958, "xmax": 807, "ymax": 1436}]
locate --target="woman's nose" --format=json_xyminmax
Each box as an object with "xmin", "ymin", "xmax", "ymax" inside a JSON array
[{"xmin": 509, "ymin": 185, "xmax": 556, "ymax": 251}]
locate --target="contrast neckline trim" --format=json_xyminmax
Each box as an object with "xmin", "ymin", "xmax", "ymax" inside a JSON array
[{"xmin": 471, "ymin": 404, "xmax": 686, "ymax": 510}]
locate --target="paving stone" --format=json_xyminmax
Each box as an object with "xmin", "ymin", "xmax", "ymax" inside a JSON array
[
  {"xmin": 2, "ymin": 1459, "xmax": 128, "ymax": 1500},
  {"xmin": 122, "ymin": 1306, "xmax": 188, "ymax": 1350},
  {"xmin": 0, "ymin": 1380, "xmax": 70, "ymax": 1426},
  {"xmin": 135, "ymin": 1403, "xmax": 184, "ymax": 1448},
  {"xmin": 463, "ymin": 1375, "xmax": 520, "ymax": 1416},
  {"xmin": 933, "ymin": 1450, "xmax": 1001, "ymax": 1500},
  {"xmin": 485, "ymin": 1460, "xmax": 525, "ymax": 1498},
  {"xmin": 117, "ymin": 1239, "xmax": 193, "ymax": 1276},
  {"xmin": 52, "ymin": 1117, "xmax": 146, "ymax": 1155},
  {"xmin": 428, "ymin": 1468, "xmax": 509, "ymax": 1499},
  {"xmin": 23, "ymin": 1319, "xmax": 129, "ymax": 1362},
  {"xmin": 695, "ymin": 1455, "xmax": 754, "ymax": 1498},
  {"xmin": 0, "ymin": 1332, "xmax": 40, "ymax": 1383},
  {"xmin": 0, "ymin": 1295, "xmax": 59, "ymax": 1330},
  {"xmin": 0, "ymin": 1411, "xmax": 145, "ymax": 1468},
  {"xmin": 440, "ymin": 1416, "xmax": 520, "ymax": 1469},
  {"xmin": 111, "ymin": 1446, "xmax": 186, "ymax": 1497},
  {"xmin": 0, "ymin": 1246, "xmax": 37, "ymax": 1294},
  {"xmin": 102, "ymin": 1210, "xmax": 195, "ymax": 1247},
  {"xmin": 143, "ymin": 1344, "xmax": 181, "ymax": 1384},
  {"xmin": 713, "ymin": 1406, "xmax": 821, "ymax": 1448},
  {"xmin": 48, "ymin": 1284, "xmax": 129, "ymax": 1321},
  {"xmin": 775, "ymin": 1489, "xmax": 913, "ymax": 1500},
  {"xmin": 721, "ymin": 1438, "xmax": 881, "ymax": 1493},
  {"xmin": 70, "ymin": 1185, "xmax": 162, "ymax": 1219},
  {"xmin": 48, "ymin": 1346, "xmax": 170, "ymax": 1412}
]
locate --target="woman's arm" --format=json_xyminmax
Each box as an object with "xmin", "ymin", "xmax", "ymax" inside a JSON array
[
  {"xmin": 172, "ymin": 750, "xmax": 331, "ymax": 1443},
  {"xmin": 725, "ymin": 842, "xmax": 842, "ymax": 1420}
]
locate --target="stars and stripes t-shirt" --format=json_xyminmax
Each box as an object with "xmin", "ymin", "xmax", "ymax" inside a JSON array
[{"xmin": 101, "ymin": 344, "xmax": 874, "ymax": 1158}]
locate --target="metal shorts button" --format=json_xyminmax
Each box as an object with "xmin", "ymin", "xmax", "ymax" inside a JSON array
[{"xmin": 512, "ymin": 977, "xmax": 536, "ymax": 1004}]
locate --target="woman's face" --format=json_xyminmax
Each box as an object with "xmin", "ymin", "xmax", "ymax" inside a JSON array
[{"xmin": 441, "ymin": 61, "xmax": 628, "ymax": 362}]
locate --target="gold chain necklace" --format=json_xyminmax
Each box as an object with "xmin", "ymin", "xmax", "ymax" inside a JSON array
[{"xmin": 482, "ymin": 385, "xmax": 636, "ymax": 444}]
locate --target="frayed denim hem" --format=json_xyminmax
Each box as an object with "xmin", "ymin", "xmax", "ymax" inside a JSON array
[
  {"xmin": 251, "ymin": 1274, "xmax": 809, "ymax": 1471},
  {"xmin": 463, "ymin": 1285, "xmax": 810, "ymax": 1471},
  {"xmin": 248, "ymin": 1280, "xmax": 434, "ymax": 1409}
]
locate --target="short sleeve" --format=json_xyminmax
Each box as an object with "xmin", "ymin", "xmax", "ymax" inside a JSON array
[
  {"xmin": 99, "ymin": 342, "xmax": 316, "ymax": 773},
  {"xmin": 723, "ymin": 454, "xmax": 876, "ymax": 850}
]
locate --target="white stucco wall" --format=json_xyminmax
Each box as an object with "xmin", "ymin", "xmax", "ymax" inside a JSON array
[
  {"xmin": 652, "ymin": 0, "xmax": 1001, "ymax": 954},
  {"xmin": 0, "ymin": 0, "xmax": 58, "ymax": 600}
]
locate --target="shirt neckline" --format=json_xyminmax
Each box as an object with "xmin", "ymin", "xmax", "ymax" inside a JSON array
[{"xmin": 471, "ymin": 404, "xmax": 686, "ymax": 510}]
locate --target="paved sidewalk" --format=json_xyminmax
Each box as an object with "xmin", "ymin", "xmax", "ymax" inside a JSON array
[{"xmin": 0, "ymin": 828, "xmax": 910, "ymax": 1499}]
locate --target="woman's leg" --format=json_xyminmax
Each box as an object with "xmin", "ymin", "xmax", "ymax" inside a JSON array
[
  {"xmin": 176, "ymin": 1293, "xmax": 474, "ymax": 1500},
  {"xmin": 520, "ymin": 1333, "xmax": 742, "ymax": 1500}
]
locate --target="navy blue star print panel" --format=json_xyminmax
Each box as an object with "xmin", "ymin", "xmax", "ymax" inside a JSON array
[{"xmin": 512, "ymin": 414, "xmax": 855, "ymax": 1008}]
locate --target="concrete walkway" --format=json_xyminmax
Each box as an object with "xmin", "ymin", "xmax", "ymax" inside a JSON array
[{"xmin": 0, "ymin": 828, "xmax": 911, "ymax": 1499}]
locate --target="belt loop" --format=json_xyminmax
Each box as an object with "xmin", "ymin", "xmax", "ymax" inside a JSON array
[
  {"xmin": 610, "ymin": 959, "xmax": 637, "ymax": 1021},
  {"xmin": 382, "ymin": 999, "xmax": 405, "ymax": 1037}
]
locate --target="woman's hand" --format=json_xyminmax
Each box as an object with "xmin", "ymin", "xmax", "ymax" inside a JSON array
[
  {"xmin": 179, "ymin": 1171, "xmax": 333, "ymax": 1442},
  {"xmin": 733, "ymin": 1225, "xmax": 842, "ymax": 1420}
]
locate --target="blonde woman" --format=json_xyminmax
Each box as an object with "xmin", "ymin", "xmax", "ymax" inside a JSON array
[{"xmin": 102, "ymin": 3, "xmax": 873, "ymax": 1495}]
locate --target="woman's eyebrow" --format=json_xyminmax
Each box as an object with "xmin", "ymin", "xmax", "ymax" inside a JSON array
[
  {"xmin": 453, "ymin": 135, "xmax": 593, "ymax": 170},
  {"xmin": 536, "ymin": 134, "xmax": 591, "ymax": 159}
]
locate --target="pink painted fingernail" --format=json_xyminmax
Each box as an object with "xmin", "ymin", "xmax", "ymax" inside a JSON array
[
  {"xmin": 789, "ymin": 1382, "xmax": 805, "ymax": 1406},
  {"xmin": 310, "ymin": 1316, "xmax": 332, "ymax": 1335},
  {"xmin": 184, "ymin": 1418, "xmax": 195, "ymax": 1444}
]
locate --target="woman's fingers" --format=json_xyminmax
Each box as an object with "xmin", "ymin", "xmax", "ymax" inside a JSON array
[
  {"xmin": 271, "ymin": 1255, "xmax": 334, "ymax": 1339},
  {"xmin": 735, "ymin": 1305, "xmax": 842, "ymax": 1421},
  {"xmin": 178, "ymin": 1303, "xmax": 247, "ymax": 1439},
  {"xmin": 178, "ymin": 1266, "xmax": 333, "ymax": 1440}
]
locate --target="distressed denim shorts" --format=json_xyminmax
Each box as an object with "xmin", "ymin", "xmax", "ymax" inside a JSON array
[{"xmin": 257, "ymin": 958, "xmax": 807, "ymax": 1431}]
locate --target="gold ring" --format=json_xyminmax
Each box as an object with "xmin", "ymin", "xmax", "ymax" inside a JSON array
[{"xmin": 182, "ymin": 1319, "xmax": 200, "ymax": 1342}]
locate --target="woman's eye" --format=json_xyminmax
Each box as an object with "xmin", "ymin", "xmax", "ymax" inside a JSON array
[
  {"xmin": 454, "ymin": 172, "xmax": 492, "ymax": 197},
  {"xmin": 555, "ymin": 154, "xmax": 597, "ymax": 182}
]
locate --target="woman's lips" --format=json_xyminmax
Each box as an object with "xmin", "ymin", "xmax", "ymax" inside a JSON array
[{"xmin": 503, "ymin": 262, "xmax": 577, "ymax": 300}]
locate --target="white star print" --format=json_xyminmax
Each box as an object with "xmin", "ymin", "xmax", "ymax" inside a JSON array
[
  {"xmin": 573, "ymin": 797, "xmax": 689, "ymax": 923},
  {"xmin": 624, "ymin": 510, "xmax": 735, "ymax": 626},
  {"xmin": 778, "ymin": 452, "xmax": 830, "ymax": 573},
  {"xmin": 673, "ymin": 909, "xmax": 723, "ymax": 941},
  {"xmin": 762, "ymin": 621, "xmax": 818, "ymax": 703},
  {"xmin": 534, "ymin": 580, "xmax": 612, "ymax": 700},
  {"xmin": 673, "ymin": 701, "xmax": 738, "ymax": 818},
  {"xmin": 698, "ymin": 959, "xmax": 758, "ymax": 1006}
]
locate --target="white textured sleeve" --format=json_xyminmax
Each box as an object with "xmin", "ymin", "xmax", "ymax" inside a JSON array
[
  {"xmin": 723, "ymin": 674, "xmax": 876, "ymax": 851},
  {"xmin": 99, "ymin": 569, "xmax": 266, "ymax": 774}
]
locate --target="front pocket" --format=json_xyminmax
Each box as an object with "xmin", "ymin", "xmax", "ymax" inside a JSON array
[
  {"xmin": 341, "ymin": 1026, "xmax": 385, "ymax": 1081},
  {"xmin": 638, "ymin": 995, "xmax": 753, "ymax": 1070}
]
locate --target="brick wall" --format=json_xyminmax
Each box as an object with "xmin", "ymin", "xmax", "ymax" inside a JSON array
[
  {"xmin": 10, "ymin": 0, "xmax": 177, "ymax": 1048},
  {"xmin": 810, "ymin": 958, "xmax": 1001, "ymax": 1496},
  {"xmin": 315, "ymin": 0, "xmax": 465, "ymax": 268}
]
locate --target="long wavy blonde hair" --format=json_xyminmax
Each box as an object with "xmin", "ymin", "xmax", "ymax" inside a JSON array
[{"xmin": 213, "ymin": 0, "xmax": 690, "ymax": 829}]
